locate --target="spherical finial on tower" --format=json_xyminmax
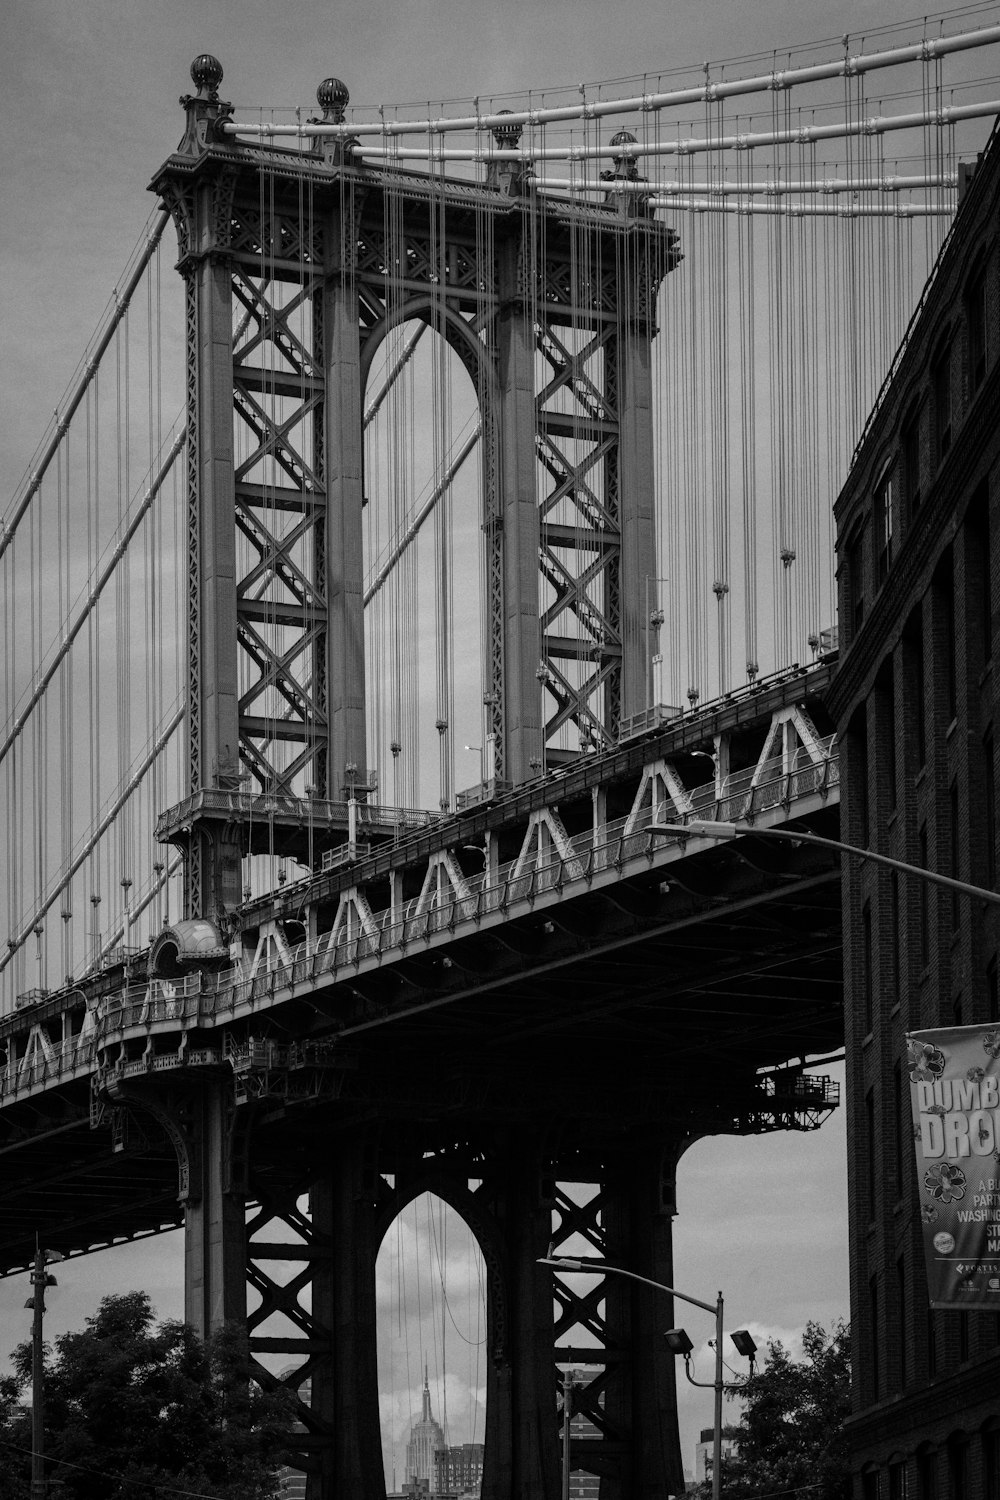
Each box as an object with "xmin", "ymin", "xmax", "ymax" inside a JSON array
[
  {"xmin": 317, "ymin": 77, "xmax": 350, "ymax": 122},
  {"xmin": 190, "ymin": 54, "xmax": 224, "ymax": 96},
  {"xmin": 491, "ymin": 108, "xmax": 522, "ymax": 150},
  {"xmin": 609, "ymin": 128, "xmax": 639, "ymax": 181}
]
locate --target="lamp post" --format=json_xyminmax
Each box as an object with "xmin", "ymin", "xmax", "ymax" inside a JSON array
[
  {"xmin": 650, "ymin": 817, "xmax": 1000, "ymax": 907},
  {"xmin": 463, "ymin": 744, "xmax": 484, "ymax": 786},
  {"xmin": 539, "ymin": 1256, "xmax": 750, "ymax": 1500},
  {"xmin": 26, "ymin": 1240, "xmax": 64, "ymax": 1500}
]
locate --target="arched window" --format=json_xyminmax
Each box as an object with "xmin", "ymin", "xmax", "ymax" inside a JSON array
[
  {"xmin": 874, "ymin": 460, "xmax": 894, "ymax": 585},
  {"xmin": 863, "ymin": 1463, "xmax": 882, "ymax": 1500},
  {"xmin": 933, "ymin": 333, "xmax": 954, "ymax": 462},
  {"xmin": 888, "ymin": 1452, "xmax": 909, "ymax": 1500},
  {"xmin": 982, "ymin": 1417, "xmax": 1000, "ymax": 1500},
  {"xmin": 947, "ymin": 1431, "xmax": 969, "ymax": 1500},
  {"xmin": 917, "ymin": 1442, "xmax": 938, "ymax": 1500},
  {"xmin": 902, "ymin": 401, "xmax": 922, "ymax": 517},
  {"xmin": 966, "ymin": 253, "xmax": 990, "ymax": 393}
]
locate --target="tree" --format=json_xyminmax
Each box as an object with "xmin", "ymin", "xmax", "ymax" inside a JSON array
[
  {"xmin": 706, "ymin": 1320, "xmax": 851, "ymax": 1500},
  {"xmin": 0, "ymin": 1291, "xmax": 297, "ymax": 1500}
]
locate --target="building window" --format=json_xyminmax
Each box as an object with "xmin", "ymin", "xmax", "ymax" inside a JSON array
[
  {"xmin": 949, "ymin": 1433, "xmax": 968, "ymax": 1500},
  {"xmin": 934, "ymin": 340, "xmax": 953, "ymax": 461},
  {"xmin": 986, "ymin": 734, "xmax": 996, "ymax": 888},
  {"xmin": 877, "ymin": 468, "xmax": 894, "ymax": 584},
  {"xmin": 903, "ymin": 407, "xmax": 922, "ymax": 516},
  {"xmin": 870, "ymin": 1275, "xmax": 880, "ymax": 1397},
  {"xmin": 897, "ymin": 1256, "xmax": 907, "ymax": 1389},
  {"xmin": 968, "ymin": 266, "xmax": 988, "ymax": 392},
  {"xmin": 950, "ymin": 781, "xmax": 961, "ymax": 931},
  {"xmin": 848, "ymin": 705, "xmax": 869, "ymax": 846},
  {"xmin": 864, "ymin": 1467, "xmax": 882, "ymax": 1500},
  {"xmin": 863, "ymin": 903, "xmax": 874, "ymax": 1035},
  {"xmin": 919, "ymin": 824, "xmax": 930, "ymax": 968},
  {"xmin": 867, "ymin": 1089, "xmax": 877, "ymax": 1219},
  {"xmin": 894, "ymin": 1061, "xmax": 906, "ymax": 1198},
  {"xmin": 890, "ymin": 1457, "xmax": 909, "ymax": 1500},
  {"xmin": 891, "ymin": 871, "xmax": 902, "ymax": 1006},
  {"xmin": 988, "ymin": 958, "xmax": 998, "ymax": 1022},
  {"xmin": 967, "ymin": 484, "xmax": 993, "ymax": 664},
  {"xmin": 848, "ymin": 526, "xmax": 867, "ymax": 638},
  {"xmin": 886, "ymin": 668, "xmax": 898, "ymax": 809},
  {"xmin": 918, "ymin": 1445, "xmax": 938, "ymax": 1500},
  {"xmin": 935, "ymin": 549, "xmax": 957, "ymax": 723},
  {"xmin": 984, "ymin": 1420, "xmax": 1000, "ymax": 1500},
  {"xmin": 908, "ymin": 608, "xmax": 927, "ymax": 768}
]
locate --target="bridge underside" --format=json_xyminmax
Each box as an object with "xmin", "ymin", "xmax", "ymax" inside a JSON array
[
  {"xmin": 0, "ymin": 815, "xmax": 843, "ymax": 1263},
  {"xmin": 0, "ymin": 822, "xmax": 841, "ymax": 1497}
]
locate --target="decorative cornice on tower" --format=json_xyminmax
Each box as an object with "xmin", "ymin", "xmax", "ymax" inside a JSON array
[
  {"xmin": 487, "ymin": 110, "xmax": 533, "ymax": 198},
  {"xmin": 601, "ymin": 129, "xmax": 654, "ymax": 218}
]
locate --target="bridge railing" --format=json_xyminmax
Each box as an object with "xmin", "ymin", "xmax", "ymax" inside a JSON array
[
  {"xmin": 1, "ymin": 738, "xmax": 839, "ymax": 1101},
  {"xmin": 187, "ymin": 736, "xmax": 838, "ymax": 1018},
  {"xmin": 0, "ymin": 1030, "xmax": 98, "ymax": 1097}
]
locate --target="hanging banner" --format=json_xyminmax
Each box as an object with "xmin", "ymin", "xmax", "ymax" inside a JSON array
[{"xmin": 908, "ymin": 1024, "xmax": 1000, "ymax": 1309}]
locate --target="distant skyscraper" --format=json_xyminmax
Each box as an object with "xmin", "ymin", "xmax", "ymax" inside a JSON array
[{"xmin": 405, "ymin": 1368, "xmax": 446, "ymax": 1487}]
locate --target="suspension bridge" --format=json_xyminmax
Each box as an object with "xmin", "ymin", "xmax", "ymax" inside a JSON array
[{"xmin": 2, "ymin": 15, "xmax": 999, "ymax": 1495}]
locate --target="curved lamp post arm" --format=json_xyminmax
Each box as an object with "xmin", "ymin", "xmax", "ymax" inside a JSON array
[
  {"xmin": 537, "ymin": 1256, "xmax": 717, "ymax": 1314},
  {"xmin": 652, "ymin": 819, "xmax": 1000, "ymax": 908},
  {"xmin": 538, "ymin": 1256, "xmax": 725, "ymax": 1500}
]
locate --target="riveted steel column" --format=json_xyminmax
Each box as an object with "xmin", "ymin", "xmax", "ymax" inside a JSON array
[
  {"xmin": 617, "ymin": 224, "xmax": 661, "ymax": 725},
  {"xmin": 183, "ymin": 1081, "xmax": 247, "ymax": 1339},
  {"xmin": 483, "ymin": 1132, "xmax": 559, "ymax": 1500},
  {"xmin": 307, "ymin": 1137, "xmax": 383, "ymax": 1500},
  {"xmin": 322, "ymin": 194, "xmax": 368, "ymax": 796},
  {"xmin": 497, "ymin": 224, "xmax": 543, "ymax": 785},
  {"xmin": 599, "ymin": 1144, "xmax": 685, "ymax": 1500}
]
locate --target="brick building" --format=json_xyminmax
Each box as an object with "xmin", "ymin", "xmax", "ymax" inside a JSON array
[
  {"xmin": 829, "ymin": 126, "xmax": 1000, "ymax": 1495},
  {"xmin": 433, "ymin": 1440, "xmax": 484, "ymax": 1497}
]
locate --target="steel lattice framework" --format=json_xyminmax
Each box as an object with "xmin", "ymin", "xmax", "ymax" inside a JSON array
[{"xmin": 151, "ymin": 62, "xmax": 677, "ymax": 924}]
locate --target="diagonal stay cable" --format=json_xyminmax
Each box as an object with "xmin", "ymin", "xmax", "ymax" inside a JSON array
[
  {"xmin": 1, "ymin": 425, "xmax": 186, "ymax": 769},
  {"xmin": 0, "ymin": 706, "xmax": 184, "ymax": 977},
  {"xmin": 0, "ymin": 208, "xmax": 170, "ymax": 564}
]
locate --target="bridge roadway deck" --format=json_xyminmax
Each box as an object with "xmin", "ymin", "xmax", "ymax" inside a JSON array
[{"xmin": 0, "ymin": 663, "xmax": 844, "ymax": 1274}]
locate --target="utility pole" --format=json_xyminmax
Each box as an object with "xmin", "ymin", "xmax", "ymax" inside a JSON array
[{"xmin": 27, "ymin": 1240, "xmax": 63, "ymax": 1500}]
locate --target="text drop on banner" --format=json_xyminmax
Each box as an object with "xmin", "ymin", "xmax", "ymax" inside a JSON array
[{"xmin": 907, "ymin": 1023, "xmax": 1000, "ymax": 1309}]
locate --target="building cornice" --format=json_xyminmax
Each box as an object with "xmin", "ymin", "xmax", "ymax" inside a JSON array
[
  {"xmin": 827, "ymin": 361, "xmax": 1000, "ymax": 722},
  {"xmin": 846, "ymin": 1352, "xmax": 1000, "ymax": 1449}
]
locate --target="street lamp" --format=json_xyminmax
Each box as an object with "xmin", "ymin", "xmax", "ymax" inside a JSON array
[
  {"xmin": 26, "ymin": 1240, "xmax": 65, "ymax": 1500},
  {"xmin": 538, "ymin": 1256, "xmax": 753, "ymax": 1500},
  {"xmin": 650, "ymin": 817, "xmax": 1000, "ymax": 907},
  {"xmin": 463, "ymin": 744, "xmax": 484, "ymax": 784}
]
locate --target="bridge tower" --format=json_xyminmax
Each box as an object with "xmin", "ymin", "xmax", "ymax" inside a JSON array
[{"xmin": 146, "ymin": 57, "xmax": 682, "ymax": 1500}]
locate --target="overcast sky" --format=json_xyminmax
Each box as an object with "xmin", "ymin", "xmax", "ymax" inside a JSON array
[{"xmin": 1, "ymin": 0, "xmax": 983, "ymax": 1481}]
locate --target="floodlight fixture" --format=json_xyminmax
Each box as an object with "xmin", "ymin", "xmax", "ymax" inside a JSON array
[
  {"xmin": 730, "ymin": 1329, "xmax": 757, "ymax": 1358},
  {"xmin": 664, "ymin": 1327, "xmax": 695, "ymax": 1356}
]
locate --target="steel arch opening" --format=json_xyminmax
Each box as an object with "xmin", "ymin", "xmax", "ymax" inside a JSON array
[{"xmin": 375, "ymin": 1190, "xmax": 488, "ymax": 1495}]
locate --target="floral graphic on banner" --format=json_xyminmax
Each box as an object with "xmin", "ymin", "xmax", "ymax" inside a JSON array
[
  {"xmin": 907, "ymin": 1039, "xmax": 946, "ymax": 1082},
  {"xmin": 923, "ymin": 1162, "xmax": 967, "ymax": 1203},
  {"xmin": 907, "ymin": 1024, "xmax": 1000, "ymax": 1309}
]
